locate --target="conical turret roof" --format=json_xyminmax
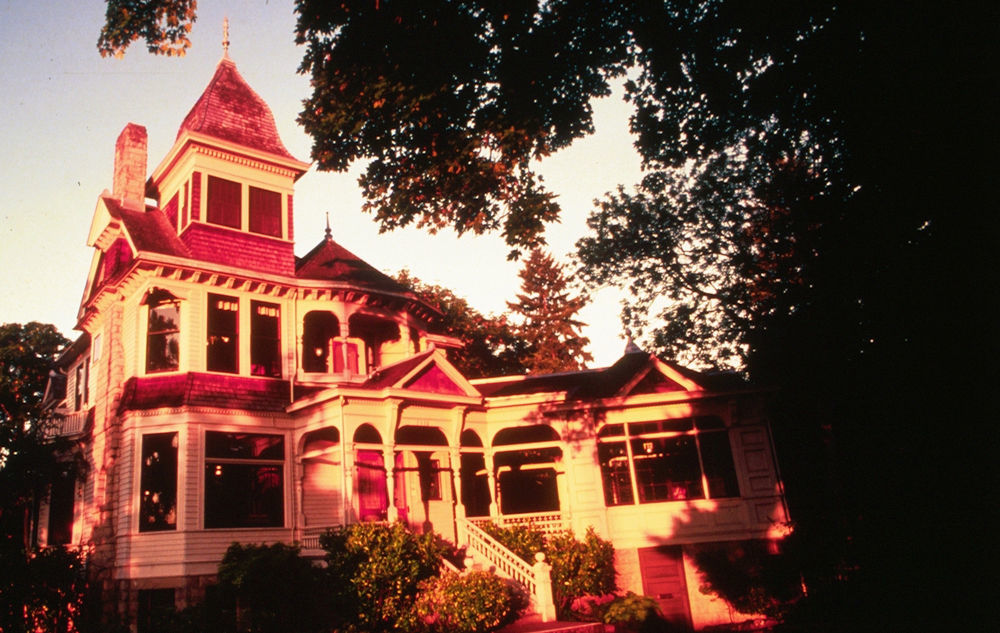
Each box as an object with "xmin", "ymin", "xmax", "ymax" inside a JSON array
[{"xmin": 178, "ymin": 56, "xmax": 296, "ymax": 160}]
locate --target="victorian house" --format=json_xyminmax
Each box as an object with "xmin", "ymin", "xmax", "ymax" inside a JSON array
[{"xmin": 39, "ymin": 50, "xmax": 789, "ymax": 631}]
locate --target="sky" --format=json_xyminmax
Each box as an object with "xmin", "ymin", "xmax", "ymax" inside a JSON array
[{"xmin": 0, "ymin": 0, "xmax": 644, "ymax": 367}]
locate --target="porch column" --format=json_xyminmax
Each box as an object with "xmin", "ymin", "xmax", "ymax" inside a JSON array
[
  {"xmin": 450, "ymin": 447, "xmax": 464, "ymax": 521},
  {"xmin": 383, "ymin": 399, "xmax": 402, "ymax": 522},
  {"xmin": 293, "ymin": 458, "xmax": 305, "ymax": 540},
  {"xmin": 484, "ymin": 449, "xmax": 499, "ymax": 519},
  {"xmin": 384, "ymin": 445, "xmax": 398, "ymax": 522}
]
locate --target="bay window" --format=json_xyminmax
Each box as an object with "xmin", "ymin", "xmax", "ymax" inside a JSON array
[
  {"xmin": 204, "ymin": 432, "xmax": 284, "ymax": 528},
  {"xmin": 139, "ymin": 432, "xmax": 178, "ymax": 532}
]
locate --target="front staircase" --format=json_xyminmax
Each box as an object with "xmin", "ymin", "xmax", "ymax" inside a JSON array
[{"xmin": 456, "ymin": 518, "xmax": 557, "ymax": 622}]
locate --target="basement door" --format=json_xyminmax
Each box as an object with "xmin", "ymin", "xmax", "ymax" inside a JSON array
[{"xmin": 638, "ymin": 545, "xmax": 692, "ymax": 628}]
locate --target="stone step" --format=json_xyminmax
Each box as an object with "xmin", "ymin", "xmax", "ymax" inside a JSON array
[{"xmin": 498, "ymin": 613, "xmax": 605, "ymax": 633}]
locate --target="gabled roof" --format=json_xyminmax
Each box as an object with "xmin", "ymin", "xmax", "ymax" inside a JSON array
[
  {"xmin": 474, "ymin": 351, "xmax": 741, "ymax": 400},
  {"xmin": 178, "ymin": 56, "xmax": 296, "ymax": 160},
  {"xmin": 296, "ymin": 234, "xmax": 411, "ymax": 294},
  {"xmin": 364, "ymin": 347, "xmax": 480, "ymax": 397},
  {"xmin": 103, "ymin": 196, "xmax": 190, "ymax": 258}
]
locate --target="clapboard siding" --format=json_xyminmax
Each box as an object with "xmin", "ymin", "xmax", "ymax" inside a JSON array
[{"xmin": 302, "ymin": 461, "xmax": 343, "ymax": 527}]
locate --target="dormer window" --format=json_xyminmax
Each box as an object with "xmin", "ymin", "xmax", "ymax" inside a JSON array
[{"xmin": 205, "ymin": 175, "xmax": 284, "ymax": 238}]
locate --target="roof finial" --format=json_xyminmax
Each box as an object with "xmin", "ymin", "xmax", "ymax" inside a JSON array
[
  {"xmin": 222, "ymin": 17, "xmax": 230, "ymax": 57},
  {"xmin": 325, "ymin": 212, "xmax": 332, "ymax": 240}
]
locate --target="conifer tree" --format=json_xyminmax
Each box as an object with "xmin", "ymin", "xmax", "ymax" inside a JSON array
[{"xmin": 507, "ymin": 250, "xmax": 592, "ymax": 374}]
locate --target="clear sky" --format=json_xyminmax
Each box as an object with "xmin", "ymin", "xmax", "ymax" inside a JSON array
[{"xmin": 0, "ymin": 0, "xmax": 643, "ymax": 367}]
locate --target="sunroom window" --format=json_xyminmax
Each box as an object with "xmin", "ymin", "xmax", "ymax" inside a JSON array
[{"xmin": 598, "ymin": 416, "xmax": 739, "ymax": 506}]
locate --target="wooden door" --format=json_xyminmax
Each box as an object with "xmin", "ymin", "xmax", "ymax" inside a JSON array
[{"xmin": 638, "ymin": 545, "xmax": 692, "ymax": 628}]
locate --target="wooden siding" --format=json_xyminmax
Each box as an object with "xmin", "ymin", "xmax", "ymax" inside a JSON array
[{"xmin": 302, "ymin": 460, "xmax": 342, "ymax": 527}]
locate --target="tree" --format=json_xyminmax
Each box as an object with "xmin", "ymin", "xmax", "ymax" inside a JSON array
[
  {"xmin": 1, "ymin": 322, "xmax": 71, "ymax": 546},
  {"xmin": 1, "ymin": 323, "xmax": 83, "ymax": 633},
  {"xmin": 98, "ymin": 0, "xmax": 197, "ymax": 58},
  {"xmin": 395, "ymin": 270, "xmax": 530, "ymax": 378},
  {"xmin": 507, "ymin": 249, "xmax": 592, "ymax": 374},
  {"xmin": 97, "ymin": 3, "xmax": 993, "ymax": 627}
]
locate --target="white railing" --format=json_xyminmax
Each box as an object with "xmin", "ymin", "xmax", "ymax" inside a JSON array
[
  {"xmin": 45, "ymin": 410, "xmax": 88, "ymax": 438},
  {"xmin": 470, "ymin": 511, "xmax": 569, "ymax": 535},
  {"xmin": 456, "ymin": 518, "xmax": 556, "ymax": 622}
]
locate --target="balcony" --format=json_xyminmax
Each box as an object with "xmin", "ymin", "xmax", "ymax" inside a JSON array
[{"xmin": 45, "ymin": 409, "xmax": 90, "ymax": 438}]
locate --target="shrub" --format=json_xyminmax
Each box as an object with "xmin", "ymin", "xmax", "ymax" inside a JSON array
[
  {"xmin": 479, "ymin": 522, "xmax": 546, "ymax": 563},
  {"xmin": 603, "ymin": 592, "xmax": 667, "ymax": 632},
  {"xmin": 547, "ymin": 527, "xmax": 617, "ymax": 618},
  {"xmin": 216, "ymin": 542, "xmax": 331, "ymax": 633},
  {"xmin": 690, "ymin": 539, "xmax": 800, "ymax": 619},
  {"xmin": 413, "ymin": 571, "xmax": 528, "ymax": 633},
  {"xmin": 321, "ymin": 521, "xmax": 446, "ymax": 632}
]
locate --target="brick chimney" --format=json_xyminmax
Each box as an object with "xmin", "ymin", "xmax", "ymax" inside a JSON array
[{"xmin": 113, "ymin": 123, "xmax": 148, "ymax": 209}]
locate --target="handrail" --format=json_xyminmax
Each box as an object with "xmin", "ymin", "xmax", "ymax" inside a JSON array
[
  {"xmin": 456, "ymin": 518, "xmax": 556, "ymax": 622},
  {"xmin": 469, "ymin": 511, "xmax": 568, "ymax": 535},
  {"xmin": 458, "ymin": 518, "xmax": 537, "ymax": 593}
]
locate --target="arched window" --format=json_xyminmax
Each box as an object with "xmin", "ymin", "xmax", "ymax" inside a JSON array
[
  {"xmin": 353, "ymin": 424, "xmax": 387, "ymax": 521},
  {"xmin": 302, "ymin": 311, "xmax": 364, "ymax": 375}
]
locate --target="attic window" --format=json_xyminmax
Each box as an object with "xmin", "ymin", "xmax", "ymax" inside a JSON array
[
  {"xmin": 206, "ymin": 175, "xmax": 241, "ymax": 229},
  {"xmin": 249, "ymin": 186, "xmax": 281, "ymax": 237}
]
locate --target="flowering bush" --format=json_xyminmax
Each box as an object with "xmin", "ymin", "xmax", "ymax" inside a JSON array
[
  {"xmin": 413, "ymin": 571, "xmax": 528, "ymax": 633},
  {"xmin": 321, "ymin": 521, "xmax": 447, "ymax": 632}
]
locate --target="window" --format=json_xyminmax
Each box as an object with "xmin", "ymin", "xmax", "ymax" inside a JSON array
[
  {"xmin": 598, "ymin": 417, "xmax": 739, "ymax": 506},
  {"xmin": 205, "ymin": 432, "xmax": 284, "ymax": 528},
  {"xmin": 206, "ymin": 294, "xmax": 238, "ymax": 373},
  {"xmin": 139, "ymin": 432, "xmax": 178, "ymax": 532},
  {"xmin": 302, "ymin": 311, "xmax": 362, "ymax": 374},
  {"xmin": 206, "ymin": 175, "xmax": 241, "ymax": 229},
  {"xmin": 74, "ymin": 358, "xmax": 89, "ymax": 411},
  {"xmin": 494, "ymin": 447, "xmax": 562, "ymax": 514},
  {"xmin": 147, "ymin": 301, "xmax": 180, "ymax": 373},
  {"xmin": 250, "ymin": 301, "xmax": 281, "ymax": 377},
  {"xmin": 47, "ymin": 471, "xmax": 75, "ymax": 545},
  {"xmin": 249, "ymin": 186, "xmax": 282, "ymax": 237}
]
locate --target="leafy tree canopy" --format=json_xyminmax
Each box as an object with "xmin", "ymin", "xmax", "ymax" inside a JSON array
[
  {"xmin": 99, "ymin": 0, "xmax": 197, "ymax": 57},
  {"xmin": 395, "ymin": 270, "xmax": 530, "ymax": 378},
  {"xmin": 507, "ymin": 249, "xmax": 592, "ymax": 374},
  {"xmin": 1, "ymin": 322, "xmax": 71, "ymax": 520}
]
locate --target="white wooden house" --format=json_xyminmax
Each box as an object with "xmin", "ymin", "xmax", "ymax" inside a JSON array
[{"xmin": 39, "ymin": 50, "xmax": 789, "ymax": 631}]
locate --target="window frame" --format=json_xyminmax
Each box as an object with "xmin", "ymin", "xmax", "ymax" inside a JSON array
[
  {"xmin": 206, "ymin": 293, "xmax": 239, "ymax": 374},
  {"xmin": 146, "ymin": 299, "xmax": 181, "ymax": 374},
  {"xmin": 138, "ymin": 431, "xmax": 179, "ymax": 533},
  {"xmin": 206, "ymin": 175, "xmax": 242, "ymax": 229},
  {"xmin": 597, "ymin": 417, "xmax": 740, "ymax": 507},
  {"xmin": 204, "ymin": 431, "xmax": 286, "ymax": 529},
  {"xmin": 250, "ymin": 300, "xmax": 281, "ymax": 377}
]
